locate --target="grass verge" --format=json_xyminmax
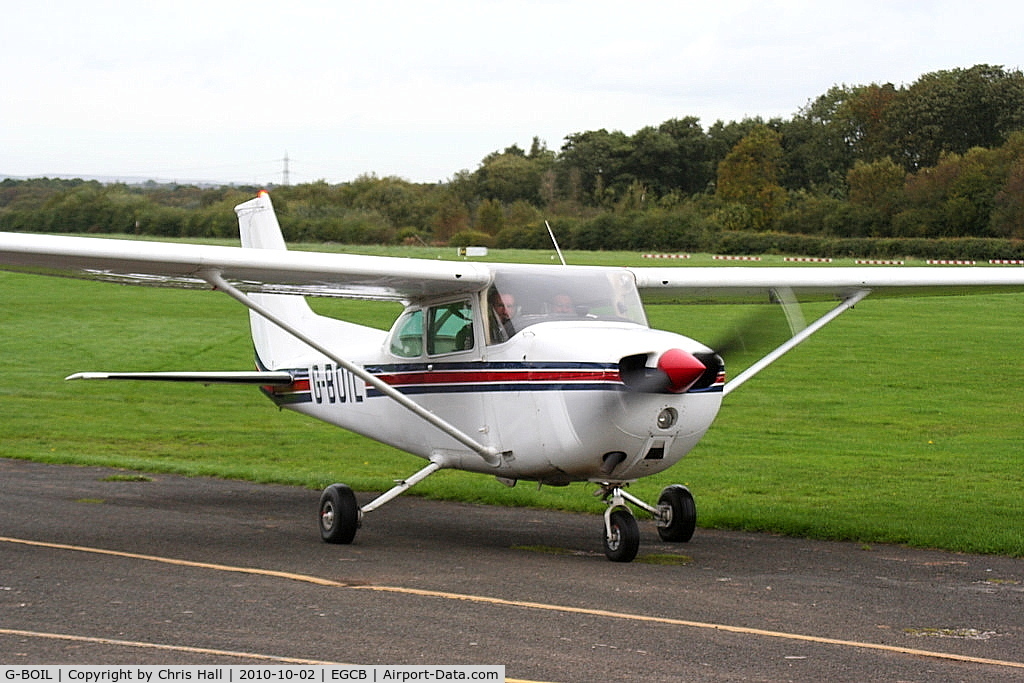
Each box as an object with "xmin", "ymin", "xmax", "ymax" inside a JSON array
[{"xmin": 1, "ymin": 250, "xmax": 1022, "ymax": 556}]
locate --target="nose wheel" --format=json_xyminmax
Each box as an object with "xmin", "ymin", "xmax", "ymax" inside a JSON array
[
  {"xmin": 599, "ymin": 484, "xmax": 697, "ymax": 562},
  {"xmin": 603, "ymin": 506, "xmax": 640, "ymax": 562}
]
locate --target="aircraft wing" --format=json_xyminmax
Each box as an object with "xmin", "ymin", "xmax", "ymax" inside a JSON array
[
  {"xmin": 3, "ymin": 227, "xmax": 1023, "ymax": 305},
  {"xmin": 629, "ymin": 266, "xmax": 1024, "ymax": 303},
  {"xmin": 0, "ymin": 232, "xmax": 492, "ymax": 302}
]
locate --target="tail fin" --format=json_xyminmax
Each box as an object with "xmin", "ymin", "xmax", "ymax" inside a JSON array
[
  {"xmin": 234, "ymin": 192, "xmax": 320, "ymax": 370},
  {"xmin": 237, "ymin": 191, "xmax": 289, "ymax": 251}
]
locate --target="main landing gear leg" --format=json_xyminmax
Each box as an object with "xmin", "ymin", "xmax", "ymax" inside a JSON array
[
  {"xmin": 318, "ymin": 459, "xmax": 444, "ymax": 545},
  {"xmin": 598, "ymin": 483, "xmax": 698, "ymax": 562}
]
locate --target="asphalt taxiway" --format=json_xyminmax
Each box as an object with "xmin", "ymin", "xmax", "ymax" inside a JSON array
[{"xmin": 1, "ymin": 458, "xmax": 1022, "ymax": 681}]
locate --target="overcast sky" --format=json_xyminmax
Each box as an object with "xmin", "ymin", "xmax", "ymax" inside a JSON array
[{"xmin": 3, "ymin": 1, "xmax": 1022, "ymax": 185}]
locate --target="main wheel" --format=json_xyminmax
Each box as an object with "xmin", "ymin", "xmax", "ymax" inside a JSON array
[
  {"xmin": 603, "ymin": 507, "xmax": 640, "ymax": 562},
  {"xmin": 656, "ymin": 484, "xmax": 697, "ymax": 542},
  {"xmin": 319, "ymin": 483, "xmax": 359, "ymax": 544}
]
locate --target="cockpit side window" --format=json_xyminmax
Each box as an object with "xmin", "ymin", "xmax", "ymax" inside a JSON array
[
  {"xmin": 427, "ymin": 301, "xmax": 474, "ymax": 354},
  {"xmin": 389, "ymin": 300, "xmax": 475, "ymax": 358},
  {"xmin": 389, "ymin": 308, "xmax": 423, "ymax": 358}
]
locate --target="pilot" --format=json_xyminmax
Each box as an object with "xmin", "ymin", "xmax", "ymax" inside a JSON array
[{"xmin": 488, "ymin": 288, "xmax": 516, "ymax": 342}]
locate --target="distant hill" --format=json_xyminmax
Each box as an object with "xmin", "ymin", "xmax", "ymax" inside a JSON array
[{"xmin": 1, "ymin": 173, "xmax": 243, "ymax": 188}]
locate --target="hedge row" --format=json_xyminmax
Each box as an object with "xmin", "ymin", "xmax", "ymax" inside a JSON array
[
  {"xmin": 4, "ymin": 199, "xmax": 1021, "ymax": 261},
  {"xmin": 489, "ymin": 215, "xmax": 1024, "ymax": 261}
]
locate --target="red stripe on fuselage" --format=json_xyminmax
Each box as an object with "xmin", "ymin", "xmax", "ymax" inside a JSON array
[{"xmin": 373, "ymin": 369, "xmax": 622, "ymax": 387}]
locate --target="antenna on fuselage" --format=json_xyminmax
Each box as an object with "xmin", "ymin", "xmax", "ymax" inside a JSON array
[{"xmin": 545, "ymin": 220, "xmax": 566, "ymax": 266}]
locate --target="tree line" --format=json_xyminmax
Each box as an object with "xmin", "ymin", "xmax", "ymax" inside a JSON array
[{"xmin": 3, "ymin": 64, "xmax": 1024, "ymax": 260}]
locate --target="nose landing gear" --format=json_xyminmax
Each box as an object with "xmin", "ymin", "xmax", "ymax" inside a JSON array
[
  {"xmin": 599, "ymin": 483, "xmax": 697, "ymax": 562},
  {"xmin": 603, "ymin": 505, "xmax": 640, "ymax": 562}
]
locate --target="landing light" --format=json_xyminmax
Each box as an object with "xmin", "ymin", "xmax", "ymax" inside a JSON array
[{"xmin": 657, "ymin": 407, "xmax": 678, "ymax": 429}]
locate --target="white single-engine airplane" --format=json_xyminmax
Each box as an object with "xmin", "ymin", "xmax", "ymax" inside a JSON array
[{"xmin": 2, "ymin": 191, "xmax": 1023, "ymax": 561}]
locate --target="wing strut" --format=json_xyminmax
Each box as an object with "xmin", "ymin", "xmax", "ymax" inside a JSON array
[
  {"xmin": 723, "ymin": 289, "xmax": 870, "ymax": 397},
  {"xmin": 199, "ymin": 269, "xmax": 501, "ymax": 466}
]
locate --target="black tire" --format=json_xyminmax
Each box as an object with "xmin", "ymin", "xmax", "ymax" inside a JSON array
[
  {"xmin": 603, "ymin": 507, "xmax": 640, "ymax": 562},
  {"xmin": 318, "ymin": 483, "xmax": 359, "ymax": 544},
  {"xmin": 657, "ymin": 484, "xmax": 697, "ymax": 543}
]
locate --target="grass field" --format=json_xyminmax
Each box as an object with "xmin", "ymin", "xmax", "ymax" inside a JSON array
[{"xmin": 1, "ymin": 246, "xmax": 1022, "ymax": 556}]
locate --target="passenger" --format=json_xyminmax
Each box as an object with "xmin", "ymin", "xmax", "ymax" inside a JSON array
[{"xmin": 551, "ymin": 293, "xmax": 574, "ymax": 315}]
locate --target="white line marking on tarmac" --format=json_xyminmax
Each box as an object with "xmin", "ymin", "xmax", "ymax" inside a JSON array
[{"xmin": 0, "ymin": 627, "xmax": 340, "ymax": 664}]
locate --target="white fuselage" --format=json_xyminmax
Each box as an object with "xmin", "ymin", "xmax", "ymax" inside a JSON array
[{"xmin": 263, "ymin": 320, "xmax": 724, "ymax": 485}]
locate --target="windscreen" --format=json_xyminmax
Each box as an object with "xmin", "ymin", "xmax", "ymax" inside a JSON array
[{"xmin": 486, "ymin": 266, "xmax": 647, "ymax": 343}]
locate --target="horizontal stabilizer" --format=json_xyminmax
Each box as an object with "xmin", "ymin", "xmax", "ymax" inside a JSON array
[{"xmin": 65, "ymin": 371, "xmax": 295, "ymax": 385}]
